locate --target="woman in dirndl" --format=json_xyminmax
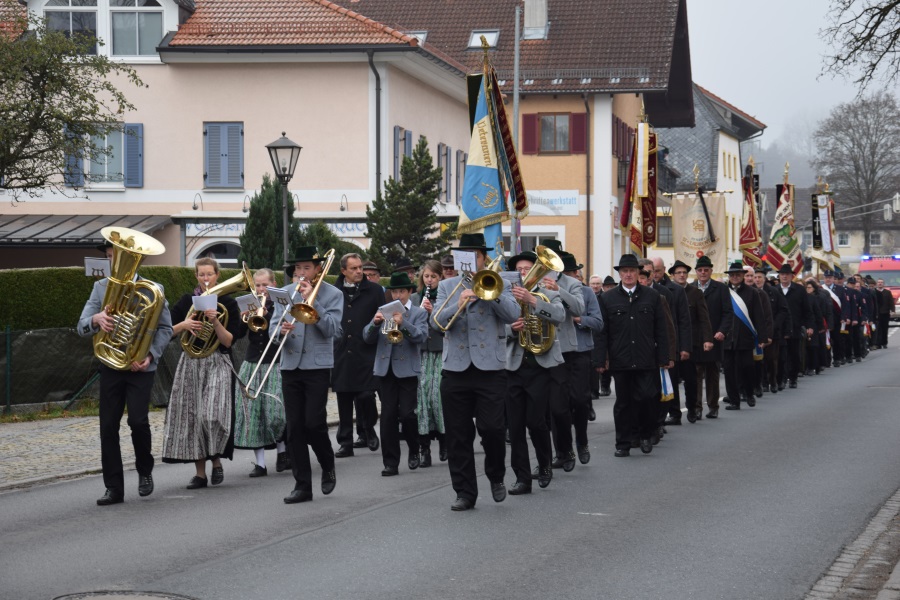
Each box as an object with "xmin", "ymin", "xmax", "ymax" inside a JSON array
[
  {"xmin": 233, "ymin": 268, "xmax": 288, "ymax": 477},
  {"xmin": 411, "ymin": 259, "xmax": 446, "ymax": 466},
  {"xmin": 162, "ymin": 257, "xmax": 245, "ymax": 489}
]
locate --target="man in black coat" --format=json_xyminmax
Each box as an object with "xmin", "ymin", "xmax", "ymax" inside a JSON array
[
  {"xmin": 670, "ymin": 260, "xmax": 713, "ymax": 422},
  {"xmin": 597, "ymin": 255, "xmax": 670, "ymax": 457},
  {"xmin": 755, "ymin": 268, "xmax": 790, "ymax": 393},
  {"xmin": 723, "ymin": 262, "xmax": 765, "ymax": 409},
  {"xmin": 875, "ymin": 278, "xmax": 895, "ymax": 347},
  {"xmin": 745, "ymin": 267, "xmax": 773, "ymax": 398},
  {"xmin": 690, "ymin": 255, "xmax": 733, "ymax": 418},
  {"xmin": 333, "ymin": 253, "xmax": 383, "ymax": 456},
  {"xmin": 776, "ymin": 263, "xmax": 813, "ymax": 388},
  {"xmin": 650, "ymin": 256, "xmax": 692, "ymax": 425}
]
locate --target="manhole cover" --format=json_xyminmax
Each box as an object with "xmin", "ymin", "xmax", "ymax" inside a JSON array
[{"xmin": 55, "ymin": 593, "xmax": 200, "ymax": 600}]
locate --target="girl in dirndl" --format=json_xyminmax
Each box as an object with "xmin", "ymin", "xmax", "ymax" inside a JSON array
[
  {"xmin": 412, "ymin": 259, "xmax": 446, "ymax": 466},
  {"xmin": 162, "ymin": 257, "xmax": 244, "ymax": 489},
  {"xmin": 233, "ymin": 268, "xmax": 288, "ymax": 477}
]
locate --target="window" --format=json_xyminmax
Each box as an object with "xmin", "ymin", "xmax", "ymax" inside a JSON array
[
  {"xmin": 656, "ymin": 216, "xmax": 673, "ymax": 247},
  {"xmin": 870, "ymin": 232, "xmax": 883, "ymax": 247},
  {"xmin": 469, "ymin": 30, "xmax": 499, "ymax": 48},
  {"xmin": 204, "ymin": 122, "xmax": 243, "ymax": 189},
  {"xmin": 393, "ymin": 126, "xmax": 413, "ymax": 179},
  {"xmin": 523, "ymin": 113, "xmax": 588, "ymax": 155},
  {"xmin": 88, "ymin": 129, "xmax": 123, "ymax": 184},
  {"xmin": 111, "ymin": 0, "xmax": 164, "ymax": 56},
  {"xmin": 838, "ymin": 232, "xmax": 850, "ymax": 247},
  {"xmin": 45, "ymin": 0, "xmax": 98, "ymax": 55},
  {"xmin": 455, "ymin": 150, "xmax": 467, "ymax": 204},
  {"xmin": 501, "ymin": 234, "xmax": 539, "ymax": 255},
  {"xmin": 540, "ymin": 114, "xmax": 569, "ymax": 153},
  {"xmin": 65, "ymin": 123, "xmax": 143, "ymax": 188}
]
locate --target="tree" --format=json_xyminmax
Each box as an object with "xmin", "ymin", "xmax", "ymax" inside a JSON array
[
  {"xmin": 238, "ymin": 174, "xmax": 303, "ymax": 268},
  {"xmin": 0, "ymin": 4, "xmax": 145, "ymax": 199},
  {"xmin": 365, "ymin": 135, "xmax": 449, "ymax": 273},
  {"xmin": 812, "ymin": 90, "xmax": 900, "ymax": 254},
  {"xmin": 295, "ymin": 220, "xmax": 367, "ymax": 264},
  {"xmin": 822, "ymin": 0, "xmax": 900, "ymax": 90}
]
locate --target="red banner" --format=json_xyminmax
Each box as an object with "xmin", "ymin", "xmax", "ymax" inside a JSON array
[
  {"xmin": 739, "ymin": 174, "xmax": 762, "ymax": 266},
  {"xmin": 641, "ymin": 133, "xmax": 658, "ymax": 246}
]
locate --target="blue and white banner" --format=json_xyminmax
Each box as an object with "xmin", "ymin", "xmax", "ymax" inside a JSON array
[{"xmin": 729, "ymin": 288, "xmax": 763, "ymax": 361}]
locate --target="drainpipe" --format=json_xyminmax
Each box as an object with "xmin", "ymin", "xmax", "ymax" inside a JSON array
[
  {"xmin": 368, "ymin": 51, "xmax": 382, "ymax": 198},
  {"xmin": 583, "ymin": 94, "xmax": 592, "ymax": 277}
]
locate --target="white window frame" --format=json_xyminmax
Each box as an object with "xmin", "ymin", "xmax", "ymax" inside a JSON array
[
  {"xmin": 837, "ymin": 232, "xmax": 850, "ymax": 247},
  {"xmin": 86, "ymin": 125, "xmax": 125, "ymax": 189},
  {"xmin": 109, "ymin": 0, "xmax": 164, "ymax": 58},
  {"xmin": 43, "ymin": 0, "xmax": 99, "ymax": 55},
  {"xmin": 469, "ymin": 29, "xmax": 499, "ymax": 48},
  {"xmin": 870, "ymin": 231, "xmax": 883, "ymax": 247}
]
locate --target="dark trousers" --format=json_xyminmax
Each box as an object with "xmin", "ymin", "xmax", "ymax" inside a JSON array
[
  {"xmin": 590, "ymin": 346, "xmax": 601, "ymax": 395},
  {"xmin": 549, "ymin": 356, "xmax": 576, "ymax": 457},
  {"xmin": 612, "ymin": 369, "xmax": 661, "ymax": 450},
  {"xmin": 850, "ymin": 325, "xmax": 863, "ymax": 359},
  {"xmin": 723, "ymin": 349, "xmax": 753, "ymax": 405},
  {"xmin": 336, "ymin": 390, "xmax": 378, "ymax": 447},
  {"xmin": 98, "ymin": 365, "xmax": 154, "ymax": 495},
  {"xmin": 376, "ymin": 368, "xmax": 419, "ymax": 469},
  {"xmin": 764, "ymin": 343, "xmax": 780, "ymax": 387},
  {"xmin": 671, "ymin": 358, "xmax": 697, "ymax": 417},
  {"xmin": 779, "ymin": 338, "xmax": 801, "ymax": 382},
  {"xmin": 564, "ymin": 351, "xmax": 592, "ymax": 447},
  {"xmin": 600, "ymin": 370, "xmax": 612, "ymax": 391},
  {"xmin": 696, "ymin": 361, "xmax": 720, "ymax": 409},
  {"xmin": 507, "ymin": 360, "xmax": 555, "ymax": 483},
  {"xmin": 281, "ymin": 368, "xmax": 335, "ymax": 493},
  {"xmin": 830, "ymin": 326, "xmax": 843, "ymax": 364},
  {"xmin": 878, "ymin": 314, "xmax": 890, "ymax": 346},
  {"xmin": 441, "ymin": 366, "xmax": 507, "ymax": 503}
]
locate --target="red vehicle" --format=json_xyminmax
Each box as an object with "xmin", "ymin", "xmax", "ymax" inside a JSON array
[{"xmin": 859, "ymin": 255, "xmax": 900, "ymax": 322}]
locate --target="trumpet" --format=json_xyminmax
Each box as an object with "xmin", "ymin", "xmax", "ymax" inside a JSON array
[
  {"xmin": 381, "ymin": 315, "xmax": 404, "ymax": 344},
  {"xmin": 432, "ymin": 252, "xmax": 505, "ymax": 332}
]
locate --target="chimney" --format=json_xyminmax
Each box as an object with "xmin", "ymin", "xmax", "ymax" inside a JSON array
[{"xmin": 523, "ymin": 0, "xmax": 549, "ymax": 40}]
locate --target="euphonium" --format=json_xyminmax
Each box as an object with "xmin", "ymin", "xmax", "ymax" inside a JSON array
[
  {"xmin": 92, "ymin": 226, "xmax": 166, "ymax": 370},
  {"xmin": 518, "ymin": 245, "xmax": 565, "ymax": 355},
  {"xmin": 289, "ymin": 249, "xmax": 336, "ymax": 324},
  {"xmin": 180, "ymin": 262, "xmax": 254, "ymax": 359}
]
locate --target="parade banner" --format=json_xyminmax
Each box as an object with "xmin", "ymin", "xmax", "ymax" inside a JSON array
[
  {"xmin": 828, "ymin": 197, "xmax": 841, "ymax": 267},
  {"xmin": 767, "ymin": 184, "xmax": 803, "ymax": 275},
  {"xmin": 739, "ymin": 168, "xmax": 762, "ymax": 267},
  {"xmin": 619, "ymin": 130, "xmax": 643, "ymax": 255},
  {"xmin": 641, "ymin": 132, "xmax": 658, "ymax": 246},
  {"xmin": 671, "ymin": 191, "xmax": 728, "ymax": 273},
  {"xmin": 810, "ymin": 193, "xmax": 834, "ymax": 270}
]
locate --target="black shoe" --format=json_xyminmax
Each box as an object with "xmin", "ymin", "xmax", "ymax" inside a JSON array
[
  {"xmin": 186, "ymin": 476, "xmax": 207, "ymax": 490},
  {"xmin": 588, "ymin": 406, "xmax": 596, "ymax": 421},
  {"xmin": 352, "ymin": 436, "xmax": 367, "ymax": 449},
  {"xmin": 747, "ymin": 397, "xmax": 756, "ymax": 408},
  {"xmin": 599, "ymin": 387, "xmax": 611, "ymax": 397},
  {"xmin": 508, "ymin": 481, "xmax": 532, "ymax": 495},
  {"xmin": 578, "ymin": 445, "xmax": 591, "ymax": 464},
  {"xmin": 275, "ymin": 452, "xmax": 290, "ymax": 472},
  {"xmin": 138, "ymin": 474, "xmax": 153, "ymax": 497},
  {"xmin": 439, "ymin": 447, "xmax": 448, "ymax": 462},
  {"xmin": 211, "ymin": 466, "xmax": 224, "ymax": 486},
  {"xmin": 725, "ymin": 403, "xmax": 740, "ymax": 410},
  {"xmin": 367, "ymin": 432, "xmax": 380, "ymax": 451},
  {"xmin": 805, "ymin": 369, "xmax": 813, "ymax": 377},
  {"xmin": 706, "ymin": 408, "xmax": 718, "ymax": 419},
  {"xmin": 630, "ymin": 439, "xmax": 641, "ymax": 448},
  {"xmin": 755, "ymin": 385, "xmax": 763, "ymax": 398},
  {"xmin": 640, "ymin": 439, "xmax": 652, "ymax": 454},
  {"xmin": 381, "ymin": 466, "xmax": 399, "ymax": 477},
  {"xmin": 591, "ymin": 392, "xmax": 600, "ymax": 400},
  {"xmin": 614, "ymin": 448, "xmax": 630, "ymax": 457},
  {"xmin": 551, "ymin": 455, "xmax": 565, "ymax": 468},
  {"xmin": 532, "ymin": 466, "xmax": 540, "ymax": 478},
  {"xmin": 833, "ymin": 361, "xmax": 841, "ymax": 368},
  {"xmin": 856, "ymin": 357, "xmax": 862, "ymax": 363},
  {"xmin": 665, "ymin": 416, "xmax": 682, "ymax": 426},
  {"xmin": 538, "ymin": 466, "xmax": 553, "ymax": 488},
  {"xmin": 491, "ymin": 482, "xmax": 507, "ymax": 502},
  {"xmin": 686, "ymin": 410, "xmax": 697, "ymax": 423},
  {"xmin": 334, "ymin": 445, "xmax": 354, "ymax": 458},
  {"xmin": 798, "ymin": 371, "xmax": 805, "ymax": 378},
  {"xmin": 97, "ymin": 489, "xmax": 124, "ymax": 506},
  {"xmin": 770, "ymin": 384, "xmax": 778, "ymax": 394},
  {"xmin": 696, "ymin": 411, "xmax": 703, "ymax": 420},
  {"xmin": 420, "ymin": 447, "xmax": 432, "ymax": 468},
  {"xmin": 451, "ymin": 497, "xmax": 474, "ymax": 511},
  {"xmin": 408, "ymin": 453, "xmax": 420, "ymax": 470},
  {"xmin": 778, "ymin": 381, "xmax": 786, "ymax": 391},
  {"xmin": 562, "ymin": 450, "xmax": 576, "ymax": 472},
  {"xmin": 789, "ymin": 380, "xmax": 797, "ymax": 389},
  {"xmin": 284, "ymin": 488, "xmax": 312, "ymax": 504},
  {"xmin": 650, "ymin": 433, "xmax": 660, "ymax": 445},
  {"xmin": 321, "ymin": 469, "xmax": 336, "ymax": 495},
  {"xmin": 249, "ymin": 465, "xmax": 268, "ymax": 478}
]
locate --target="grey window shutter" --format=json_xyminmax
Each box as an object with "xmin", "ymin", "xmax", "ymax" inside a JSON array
[
  {"xmin": 64, "ymin": 126, "xmax": 84, "ymax": 187},
  {"xmin": 123, "ymin": 123, "xmax": 143, "ymax": 188},
  {"xmin": 204, "ymin": 123, "xmax": 222, "ymax": 187},
  {"xmin": 445, "ymin": 146, "xmax": 452, "ymax": 202},
  {"xmin": 456, "ymin": 149, "xmax": 463, "ymax": 203},
  {"xmin": 404, "ymin": 130, "xmax": 413, "ymax": 157},
  {"xmin": 225, "ymin": 123, "xmax": 243, "ymax": 187},
  {"xmin": 393, "ymin": 125, "xmax": 401, "ymax": 180}
]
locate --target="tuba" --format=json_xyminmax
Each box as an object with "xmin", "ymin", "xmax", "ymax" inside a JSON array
[
  {"xmin": 92, "ymin": 227, "xmax": 167, "ymax": 370},
  {"xmin": 518, "ymin": 245, "xmax": 564, "ymax": 355},
  {"xmin": 180, "ymin": 262, "xmax": 254, "ymax": 359}
]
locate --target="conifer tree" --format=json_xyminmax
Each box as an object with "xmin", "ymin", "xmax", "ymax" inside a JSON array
[{"xmin": 238, "ymin": 174, "xmax": 302, "ymax": 268}]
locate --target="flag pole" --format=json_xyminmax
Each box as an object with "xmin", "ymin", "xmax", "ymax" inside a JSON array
[{"xmin": 511, "ymin": 4, "xmax": 521, "ymax": 254}]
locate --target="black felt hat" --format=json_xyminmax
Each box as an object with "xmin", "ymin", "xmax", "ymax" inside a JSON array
[
  {"xmin": 602, "ymin": 275, "xmax": 616, "ymax": 286},
  {"xmin": 507, "ymin": 251, "xmax": 537, "ymax": 271},
  {"xmin": 777, "ymin": 263, "xmax": 794, "ymax": 275},
  {"xmin": 560, "ymin": 251, "xmax": 583, "ymax": 272},
  {"xmin": 385, "ymin": 272, "xmax": 417, "ymax": 290},
  {"xmin": 695, "ymin": 255, "xmax": 714, "ymax": 269},
  {"xmin": 726, "ymin": 261, "xmax": 746, "ymax": 274},
  {"xmin": 286, "ymin": 246, "xmax": 326, "ymax": 264},
  {"xmin": 614, "ymin": 254, "xmax": 641, "ymax": 272},
  {"xmin": 96, "ymin": 240, "xmax": 114, "ymax": 254},
  {"xmin": 392, "ymin": 257, "xmax": 416, "ymax": 273},
  {"xmin": 668, "ymin": 259, "xmax": 692, "ymax": 275},
  {"xmin": 455, "ymin": 233, "xmax": 493, "ymax": 251},
  {"xmin": 540, "ymin": 239, "xmax": 564, "ymax": 254}
]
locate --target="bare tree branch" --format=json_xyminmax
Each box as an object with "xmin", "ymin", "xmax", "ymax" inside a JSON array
[{"xmin": 821, "ymin": 0, "xmax": 900, "ymax": 91}]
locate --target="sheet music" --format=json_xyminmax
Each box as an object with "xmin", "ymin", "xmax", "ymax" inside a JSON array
[
  {"xmin": 235, "ymin": 293, "xmax": 260, "ymax": 313},
  {"xmin": 452, "ymin": 250, "xmax": 477, "ymax": 274},
  {"xmin": 267, "ymin": 287, "xmax": 293, "ymax": 309},
  {"xmin": 192, "ymin": 295, "xmax": 218, "ymax": 311},
  {"xmin": 84, "ymin": 257, "xmax": 110, "ymax": 278},
  {"xmin": 378, "ymin": 300, "xmax": 405, "ymax": 319}
]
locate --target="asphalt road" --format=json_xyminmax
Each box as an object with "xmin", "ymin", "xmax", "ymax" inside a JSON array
[{"xmin": 2, "ymin": 343, "xmax": 899, "ymax": 600}]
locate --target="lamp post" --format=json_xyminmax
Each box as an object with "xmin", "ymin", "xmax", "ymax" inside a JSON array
[{"xmin": 266, "ymin": 132, "xmax": 302, "ymax": 268}]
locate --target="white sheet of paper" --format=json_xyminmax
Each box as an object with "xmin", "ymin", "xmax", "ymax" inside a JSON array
[
  {"xmin": 379, "ymin": 300, "xmax": 405, "ymax": 319},
  {"xmin": 501, "ymin": 271, "xmax": 521, "ymax": 285},
  {"xmin": 267, "ymin": 287, "xmax": 293, "ymax": 308},
  {"xmin": 452, "ymin": 250, "xmax": 477, "ymax": 274},
  {"xmin": 192, "ymin": 294, "xmax": 218, "ymax": 311},
  {"xmin": 84, "ymin": 257, "xmax": 110, "ymax": 278},
  {"xmin": 235, "ymin": 294, "xmax": 260, "ymax": 313}
]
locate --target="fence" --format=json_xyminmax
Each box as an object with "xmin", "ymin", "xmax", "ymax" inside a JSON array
[{"xmin": 0, "ymin": 326, "xmax": 251, "ymax": 413}]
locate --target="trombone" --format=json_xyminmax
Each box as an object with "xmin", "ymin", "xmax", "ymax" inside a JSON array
[
  {"xmin": 240, "ymin": 249, "xmax": 336, "ymax": 399},
  {"xmin": 432, "ymin": 253, "xmax": 505, "ymax": 332}
]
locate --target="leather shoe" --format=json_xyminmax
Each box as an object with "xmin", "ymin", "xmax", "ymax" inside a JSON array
[
  {"xmin": 599, "ymin": 386, "xmax": 611, "ymax": 397},
  {"xmin": 665, "ymin": 416, "xmax": 682, "ymax": 426},
  {"xmin": 284, "ymin": 488, "xmax": 312, "ymax": 504},
  {"xmin": 551, "ymin": 455, "xmax": 565, "ymax": 468},
  {"xmin": 408, "ymin": 452, "xmax": 420, "ymax": 470},
  {"xmin": 588, "ymin": 406, "xmax": 596, "ymax": 421},
  {"xmin": 578, "ymin": 445, "xmax": 590, "ymax": 464},
  {"xmin": 352, "ymin": 436, "xmax": 367, "ymax": 449},
  {"xmin": 451, "ymin": 497, "xmax": 474, "ymax": 511},
  {"xmin": 614, "ymin": 448, "xmax": 630, "ymax": 457},
  {"xmin": 186, "ymin": 476, "xmax": 207, "ymax": 489},
  {"xmin": 686, "ymin": 410, "xmax": 697, "ymax": 423},
  {"xmin": 770, "ymin": 384, "xmax": 778, "ymax": 394},
  {"xmin": 211, "ymin": 466, "xmax": 224, "ymax": 486},
  {"xmin": 321, "ymin": 469, "xmax": 336, "ymax": 495},
  {"xmin": 439, "ymin": 447, "xmax": 448, "ymax": 462},
  {"xmin": 650, "ymin": 433, "xmax": 660, "ymax": 445},
  {"xmin": 538, "ymin": 466, "xmax": 553, "ymax": 488},
  {"xmin": 725, "ymin": 403, "xmax": 740, "ymax": 410},
  {"xmin": 381, "ymin": 465, "xmax": 398, "ymax": 477},
  {"xmin": 754, "ymin": 385, "xmax": 763, "ymax": 398},
  {"xmin": 97, "ymin": 489, "xmax": 124, "ymax": 506},
  {"xmin": 562, "ymin": 450, "xmax": 576, "ymax": 472},
  {"xmin": 275, "ymin": 452, "xmax": 291, "ymax": 472},
  {"xmin": 640, "ymin": 438, "xmax": 652, "ymax": 454},
  {"xmin": 508, "ymin": 481, "xmax": 532, "ymax": 495},
  {"xmin": 138, "ymin": 474, "xmax": 153, "ymax": 497},
  {"xmin": 789, "ymin": 380, "xmax": 797, "ymax": 389},
  {"xmin": 334, "ymin": 445, "xmax": 354, "ymax": 458},
  {"xmin": 490, "ymin": 482, "xmax": 507, "ymax": 502},
  {"xmin": 367, "ymin": 432, "xmax": 380, "ymax": 451},
  {"xmin": 706, "ymin": 408, "xmax": 718, "ymax": 419},
  {"xmin": 747, "ymin": 397, "xmax": 756, "ymax": 408},
  {"xmin": 778, "ymin": 381, "xmax": 786, "ymax": 391},
  {"xmin": 420, "ymin": 447, "xmax": 432, "ymax": 468},
  {"xmin": 249, "ymin": 465, "xmax": 267, "ymax": 478}
]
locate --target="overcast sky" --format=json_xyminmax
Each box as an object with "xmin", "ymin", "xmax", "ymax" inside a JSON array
[{"xmin": 686, "ymin": 0, "xmax": 874, "ymax": 146}]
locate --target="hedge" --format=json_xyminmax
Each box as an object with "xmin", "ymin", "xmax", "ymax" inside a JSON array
[{"xmin": 0, "ymin": 266, "xmax": 386, "ymax": 331}]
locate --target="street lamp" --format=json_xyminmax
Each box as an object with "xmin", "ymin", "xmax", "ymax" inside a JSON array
[{"xmin": 266, "ymin": 132, "xmax": 302, "ymax": 267}]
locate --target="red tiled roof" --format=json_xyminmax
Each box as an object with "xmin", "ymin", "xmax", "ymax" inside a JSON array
[{"xmin": 695, "ymin": 83, "xmax": 766, "ymax": 130}]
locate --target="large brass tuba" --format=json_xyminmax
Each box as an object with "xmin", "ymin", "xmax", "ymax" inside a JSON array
[
  {"xmin": 180, "ymin": 262, "xmax": 254, "ymax": 359},
  {"xmin": 518, "ymin": 245, "xmax": 565, "ymax": 355},
  {"xmin": 92, "ymin": 226, "xmax": 167, "ymax": 370}
]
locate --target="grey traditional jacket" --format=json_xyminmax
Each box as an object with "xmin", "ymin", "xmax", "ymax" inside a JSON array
[
  {"xmin": 556, "ymin": 273, "xmax": 587, "ymax": 353},
  {"xmin": 505, "ymin": 288, "xmax": 566, "ymax": 370},
  {"xmin": 269, "ymin": 282, "xmax": 343, "ymax": 370},
  {"xmin": 574, "ymin": 284, "xmax": 604, "ymax": 352},
  {"xmin": 362, "ymin": 303, "xmax": 429, "ymax": 378}
]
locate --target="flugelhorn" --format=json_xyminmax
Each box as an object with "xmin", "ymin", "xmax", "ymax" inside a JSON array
[
  {"xmin": 180, "ymin": 262, "xmax": 254, "ymax": 359},
  {"xmin": 518, "ymin": 245, "xmax": 564, "ymax": 355}
]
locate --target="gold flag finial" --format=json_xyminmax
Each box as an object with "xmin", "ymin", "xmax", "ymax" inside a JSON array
[
  {"xmin": 783, "ymin": 162, "xmax": 790, "ymax": 186},
  {"xmin": 748, "ymin": 156, "xmax": 755, "ymax": 171},
  {"xmin": 693, "ymin": 164, "xmax": 700, "ymax": 192}
]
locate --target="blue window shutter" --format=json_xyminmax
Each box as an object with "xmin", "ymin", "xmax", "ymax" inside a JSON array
[
  {"xmin": 455, "ymin": 149, "xmax": 463, "ymax": 203},
  {"xmin": 123, "ymin": 123, "xmax": 143, "ymax": 188},
  {"xmin": 225, "ymin": 123, "xmax": 243, "ymax": 187},
  {"xmin": 64, "ymin": 126, "xmax": 84, "ymax": 187},
  {"xmin": 393, "ymin": 125, "xmax": 401, "ymax": 180},
  {"xmin": 204, "ymin": 123, "xmax": 223, "ymax": 187},
  {"xmin": 404, "ymin": 130, "xmax": 413, "ymax": 157},
  {"xmin": 445, "ymin": 146, "xmax": 452, "ymax": 202}
]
